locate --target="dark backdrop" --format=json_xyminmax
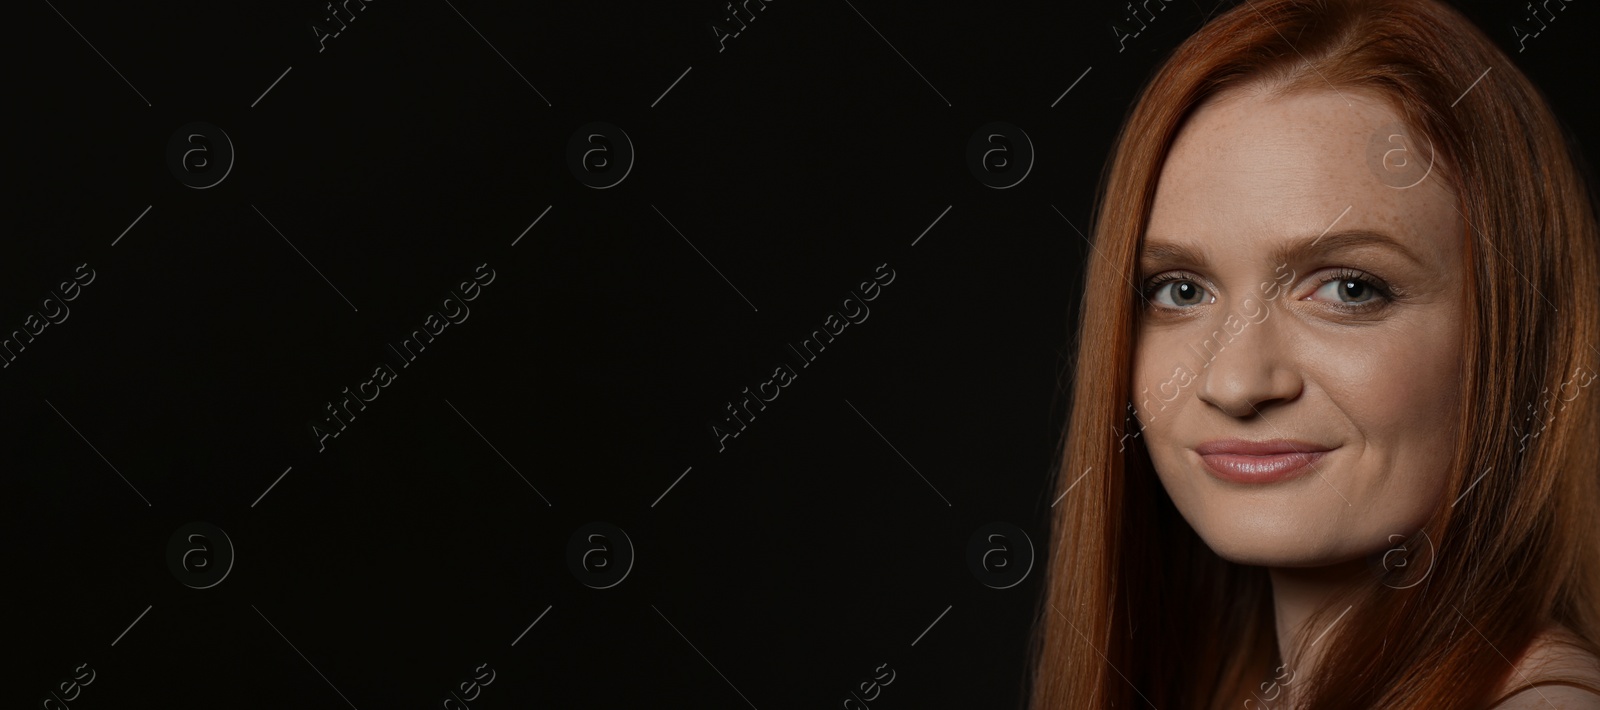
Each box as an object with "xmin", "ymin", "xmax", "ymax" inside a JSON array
[{"xmin": 8, "ymin": 0, "xmax": 1595, "ymax": 708}]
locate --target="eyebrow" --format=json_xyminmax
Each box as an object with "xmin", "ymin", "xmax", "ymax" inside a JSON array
[{"xmin": 1139, "ymin": 229, "xmax": 1428, "ymax": 270}]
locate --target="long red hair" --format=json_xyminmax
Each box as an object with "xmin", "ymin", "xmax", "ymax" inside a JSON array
[{"xmin": 1030, "ymin": 0, "xmax": 1600, "ymax": 707}]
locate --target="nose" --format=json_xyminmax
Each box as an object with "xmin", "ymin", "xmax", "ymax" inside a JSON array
[{"xmin": 1193, "ymin": 309, "xmax": 1304, "ymax": 418}]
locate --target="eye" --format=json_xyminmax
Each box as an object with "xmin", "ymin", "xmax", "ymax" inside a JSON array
[
  {"xmin": 1308, "ymin": 269, "xmax": 1392, "ymax": 308},
  {"xmin": 1145, "ymin": 273, "xmax": 1211, "ymax": 308}
]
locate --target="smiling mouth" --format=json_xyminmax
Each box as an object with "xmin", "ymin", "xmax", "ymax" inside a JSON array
[
  {"xmin": 1192, "ymin": 439, "xmax": 1335, "ymax": 484},
  {"xmin": 1198, "ymin": 451, "xmax": 1329, "ymax": 483}
]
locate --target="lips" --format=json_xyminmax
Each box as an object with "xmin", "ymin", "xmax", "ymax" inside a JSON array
[{"xmin": 1193, "ymin": 439, "xmax": 1334, "ymax": 483}]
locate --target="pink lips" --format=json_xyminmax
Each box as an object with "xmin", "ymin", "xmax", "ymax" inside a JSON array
[{"xmin": 1193, "ymin": 439, "xmax": 1333, "ymax": 484}]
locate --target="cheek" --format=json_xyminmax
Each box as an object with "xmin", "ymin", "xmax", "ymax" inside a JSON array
[
  {"xmin": 1318, "ymin": 323, "xmax": 1462, "ymax": 446},
  {"xmin": 1131, "ymin": 332, "xmax": 1192, "ymax": 422},
  {"xmin": 1314, "ymin": 319, "xmax": 1464, "ymax": 521},
  {"xmin": 1130, "ymin": 333, "xmax": 1209, "ymax": 531},
  {"xmin": 1130, "ymin": 330, "xmax": 1203, "ymax": 459}
]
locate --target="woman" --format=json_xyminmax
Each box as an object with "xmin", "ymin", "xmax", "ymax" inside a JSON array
[{"xmin": 1030, "ymin": 0, "xmax": 1600, "ymax": 707}]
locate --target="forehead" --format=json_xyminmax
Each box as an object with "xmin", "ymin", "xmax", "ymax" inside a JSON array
[{"xmin": 1146, "ymin": 87, "xmax": 1458, "ymax": 255}]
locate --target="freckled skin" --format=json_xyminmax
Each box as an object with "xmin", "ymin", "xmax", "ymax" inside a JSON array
[{"xmin": 1134, "ymin": 86, "xmax": 1467, "ymax": 568}]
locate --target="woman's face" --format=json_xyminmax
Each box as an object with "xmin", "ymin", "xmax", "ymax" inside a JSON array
[{"xmin": 1134, "ymin": 86, "xmax": 1467, "ymax": 568}]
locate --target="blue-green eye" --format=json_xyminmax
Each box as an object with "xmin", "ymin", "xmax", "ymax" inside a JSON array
[{"xmin": 1146, "ymin": 274, "xmax": 1210, "ymax": 307}]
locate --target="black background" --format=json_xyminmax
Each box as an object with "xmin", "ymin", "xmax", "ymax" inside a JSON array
[{"xmin": 8, "ymin": 0, "xmax": 1595, "ymax": 708}]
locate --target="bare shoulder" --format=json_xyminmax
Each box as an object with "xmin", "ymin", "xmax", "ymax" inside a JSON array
[
  {"xmin": 1494, "ymin": 685, "xmax": 1600, "ymax": 709},
  {"xmin": 1490, "ymin": 626, "xmax": 1600, "ymax": 709}
]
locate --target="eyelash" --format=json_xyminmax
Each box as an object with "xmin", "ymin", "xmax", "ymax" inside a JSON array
[
  {"xmin": 1318, "ymin": 268, "xmax": 1396, "ymax": 311},
  {"xmin": 1143, "ymin": 271, "xmax": 1204, "ymax": 300},
  {"xmin": 1141, "ymin": 268, "xmax": 1396, "ymax": 312}
]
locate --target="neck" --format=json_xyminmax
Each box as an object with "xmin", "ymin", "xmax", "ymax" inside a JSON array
[{"xmin": 1266, "ymin": 558, "xmax": 1369, "ymax": 696}]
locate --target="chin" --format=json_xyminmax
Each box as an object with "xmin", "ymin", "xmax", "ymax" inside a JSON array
[
  {"xmin": 1182, "ymin": 506, "xmax": 1375, "ymax": 569},
  {"xmin": 1204, "ymin": 540, "xmax": 1365, "ymax": 569}
]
